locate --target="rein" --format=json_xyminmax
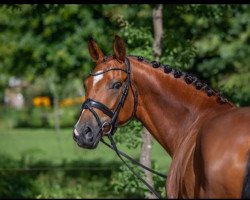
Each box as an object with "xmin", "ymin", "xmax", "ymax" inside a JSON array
[{"xmin": 81, "ymin": 57, "xmax": 166, "ymax": 198}]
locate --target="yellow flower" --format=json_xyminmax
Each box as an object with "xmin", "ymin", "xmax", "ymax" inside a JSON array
[{"xmin": 32, "ymin": 96, "xmax": 51, "ymax": 108}]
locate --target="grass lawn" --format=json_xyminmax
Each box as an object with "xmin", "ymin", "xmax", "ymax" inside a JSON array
[
  {"xmin": 0, "ymin": 127, "xmax": 171, "ymax": 171},
  {"xmin": 0, "ymin": 127, "xmax": 171, "ymax": 198}
]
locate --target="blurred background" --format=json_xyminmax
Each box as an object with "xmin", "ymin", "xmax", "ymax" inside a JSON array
[{"xmin": 0, "ymin": 4, "xmax": 249, "ymax": 198}]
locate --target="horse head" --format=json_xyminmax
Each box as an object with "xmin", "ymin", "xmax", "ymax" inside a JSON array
[{"xmin": 73, "ymin": 36, "xmax": 136, "ymax": 149}]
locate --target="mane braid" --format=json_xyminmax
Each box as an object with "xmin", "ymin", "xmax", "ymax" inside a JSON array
[{"xmin": 128, "ymin": 55, "xmax": 231, "ymax": 105}]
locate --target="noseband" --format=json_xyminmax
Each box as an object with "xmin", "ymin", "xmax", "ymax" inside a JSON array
[{"xmin": 81, "ymin": 57, "xmax": 135, "ymax": 137}]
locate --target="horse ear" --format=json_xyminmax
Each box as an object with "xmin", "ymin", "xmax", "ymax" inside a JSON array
[
  {"xmin": 88, "ymin": 38, "xmax": 104, "ymax": 63},
  {"xmin": 113, "ymin": 35, "xmax": 126, "ymax": 62}
]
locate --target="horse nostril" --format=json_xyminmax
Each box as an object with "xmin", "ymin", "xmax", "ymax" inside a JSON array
[
  {"xmin": 84, "ymin": 126, "xmax": 91, "ymax": 135},
  {"xmin": 84, "ymin": 126, "xmax": 93, "ymax": 139}
]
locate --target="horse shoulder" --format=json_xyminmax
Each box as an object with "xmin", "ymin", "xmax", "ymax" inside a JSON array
[{"xmin": 195, "ymin": 107, "xmax": 250, "ymax": 198}]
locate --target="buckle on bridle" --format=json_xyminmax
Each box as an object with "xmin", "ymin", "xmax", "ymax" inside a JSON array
[{"xmin": 101, "ymin": 121, "xmax": 112, "ymax": 135}]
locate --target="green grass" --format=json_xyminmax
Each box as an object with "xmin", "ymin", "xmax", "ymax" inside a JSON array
[
  {"xmin": 0, "ymin": 127, "xmax": 171, "ymax": 170},
  {"xmin": 0, "ymin": 127, "xmax": 171, "ymax": 198}
]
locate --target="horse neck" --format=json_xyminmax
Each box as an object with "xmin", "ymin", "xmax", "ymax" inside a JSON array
[{"xmin": 129, "ymin": 56, "xmax": 234, "ymax": 157}]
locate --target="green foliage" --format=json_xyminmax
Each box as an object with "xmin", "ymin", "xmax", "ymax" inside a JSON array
[
  {"xmin": 167, "ymin": 4, "xmax": 250, "ymax": 106},
  {"xmin": 219, "ymin": 71, "xmax": 250, "ymax": 107},
  {"xmin": 115, "ymin": 120, "xmax": 143, "ymax": 149},
  {"xmin": 192, "ymin": 5, "xmax": 250, "ymax": 106},
  {"xmin": 0, "ymin": 4, "xmax": 249, "ymax": 105},
  {"xmin": 111, "ymin": 165, "xmax": 146, "ymax": 198},
  {"xmin": 0, "ymin": 4, "xmax": 119, "ymax": 101},
  {"xmin": 111, "ymin": 162, "xmax": 166, "ymax": 198},
  {"xmin": 0, "ymin": 153, "xmax": 122, "ymax": 198},
  {"xmin": 121, "ymin": 24, "xmax": 154, "ymax": 60}
]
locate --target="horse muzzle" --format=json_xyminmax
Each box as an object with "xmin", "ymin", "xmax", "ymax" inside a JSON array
[{"xmin": 73, "ymin": 125, "xmax": 101, "ymax": 149}]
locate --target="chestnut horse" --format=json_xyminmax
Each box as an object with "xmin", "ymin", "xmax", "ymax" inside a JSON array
[{"xmin": 73, "ymin": 35, "xmax": 250, "ymax": 198}]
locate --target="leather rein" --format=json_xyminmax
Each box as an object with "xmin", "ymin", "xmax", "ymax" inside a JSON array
[{"xmin": 81, "ymin": 57, "xmax": 166, "ymax": 198}]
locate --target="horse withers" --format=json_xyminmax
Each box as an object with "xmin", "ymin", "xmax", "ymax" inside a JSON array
[{"xmin": 73, "ymin": 35, "xmax": 250, "ymax": 198}]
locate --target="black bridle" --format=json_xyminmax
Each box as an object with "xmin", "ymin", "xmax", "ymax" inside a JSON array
[
  {"xmin": 81, "ymin": 57, "xmax": 166, "ymax": 199},
  {"xmin": 81, "ymin": 57, "xmax": 133, "ymax": 138}
]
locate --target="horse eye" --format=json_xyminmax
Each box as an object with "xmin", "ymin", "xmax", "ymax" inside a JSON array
[{"xmin": 111, "ymin": 81, "xmax": 122, "ymax": 89}]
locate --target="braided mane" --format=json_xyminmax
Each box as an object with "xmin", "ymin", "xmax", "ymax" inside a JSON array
[{"xmin": 129, "ymin": 55, "xmax": 232, "ymax": 105}]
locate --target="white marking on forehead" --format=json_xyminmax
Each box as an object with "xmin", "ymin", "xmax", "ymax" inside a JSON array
[{"xmin": 93, "ymin": 70, "xmax": 104, "ymax": 86}]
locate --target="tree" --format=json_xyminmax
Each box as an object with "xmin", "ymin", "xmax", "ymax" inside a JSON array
[{"xmin": 139, "ymin": 4, "xmax": 164, "ymax": 199}]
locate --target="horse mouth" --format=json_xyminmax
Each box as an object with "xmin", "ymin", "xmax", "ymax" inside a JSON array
[{"xmin": 73, "ymin": 132, "xmax": 101, "ymax": 149}]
